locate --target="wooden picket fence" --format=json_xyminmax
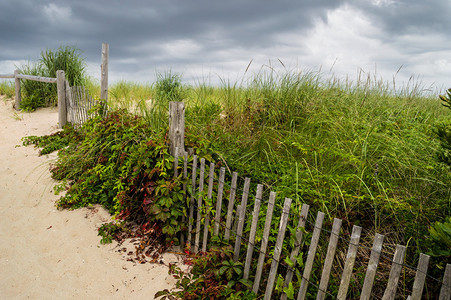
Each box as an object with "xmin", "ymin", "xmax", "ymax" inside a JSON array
[
  {"xmin": 172, "ymin": 149, "xmax": 450, "ymax": 300},
  {"xmin": 67, "ymin": 86, "xmax": 107, "ymax": 127}
]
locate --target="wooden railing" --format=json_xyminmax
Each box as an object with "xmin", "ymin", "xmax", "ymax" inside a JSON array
[
  {"xmin": 172, "ymin": 149, "xmax": 450, "ymax": 299},
  {"xmin": 0, "ymin": 42, "xmax": 109, "ymax": 129},
  {"xmin": 0, "ymin": 70, "xmax": 68, "ymax": 128}
]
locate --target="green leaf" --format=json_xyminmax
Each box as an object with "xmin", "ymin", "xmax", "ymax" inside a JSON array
[
  {"xmin": 284, "ymin": 257, "xmax": 294, "ymax": 268},
  {"xmin": 283, "ymin": 282, "xmax": 295, "ymax": 299}
]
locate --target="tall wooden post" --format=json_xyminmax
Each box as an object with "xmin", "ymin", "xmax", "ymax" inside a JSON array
[
  {"xmin": 169, "ymin": 101, "xmax": 185, "ymax": 156},
  {"xmin": 57, "ymin": 70, "xmax": 67, "ymax": 128},
  {"xmin": 100, "ymin": 43, "xmax": 109, "ymax": 101},
  {"xmin": 14, "ymin": 69, "xmax": 21, "ymax": 110}
]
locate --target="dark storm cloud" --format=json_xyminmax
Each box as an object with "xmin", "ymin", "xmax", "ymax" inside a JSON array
[
  {"xmin": 1, "ymin": 0, "xmax": 343, "ymax": 57},
  {"xmin": 350, "ymin": 0, "xmax": 451, "ymax": 35},
  {"xmin": 1, "ymin": 0, "xmax": 450, "ymax": 89}
]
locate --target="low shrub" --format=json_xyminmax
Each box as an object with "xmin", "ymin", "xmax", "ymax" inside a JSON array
[
  {"xmin": 156, "ymin": 246, "xmax": 256, "ymax": 300},
  {"xmin": 23, "ymin": 107, "xmax": 190, "ymax": 246}
]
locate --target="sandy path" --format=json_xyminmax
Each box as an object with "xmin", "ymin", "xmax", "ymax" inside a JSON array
[{"xmin": 0, "ymin": 97, "xmax": 178, "ymax": 299}]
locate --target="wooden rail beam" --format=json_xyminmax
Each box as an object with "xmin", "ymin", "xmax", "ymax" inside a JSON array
[{"xmin": 15, "ymin": 73, "xmax": 57, "ymax": 83}]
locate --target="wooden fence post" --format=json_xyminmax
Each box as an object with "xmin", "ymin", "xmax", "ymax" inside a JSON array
[
  {"xmin": 101, "ymin": 43, "xmax": 108, "ymax": 101},
  {"xmin": 169, "ymin": 101, "xmax": 185, "ymax": 156},
  {"xmin": 57, "ymin": 70, "xmax": 67, "ymax": 128},
  {"xmin": 14, "ymin": 69, "xmax": 21, "ymax": 110}
]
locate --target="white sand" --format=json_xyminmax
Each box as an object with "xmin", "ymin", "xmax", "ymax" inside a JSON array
[{"xmin": 0, "ymin": 96, "xmax": 179, "ymax": 299}]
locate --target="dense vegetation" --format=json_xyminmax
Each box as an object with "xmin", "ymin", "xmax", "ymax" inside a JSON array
[
  {"xmin": 3, "ymin": 63, "xmax": 450, "ymax": 298},
  {"xmin": 17, "ymin": 45, "xmax": 88, "ymax": 111}
]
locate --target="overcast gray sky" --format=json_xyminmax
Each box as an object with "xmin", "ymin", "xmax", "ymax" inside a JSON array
[{"xmin": 1, "ymin": 0, "xmax": 450, "ymax": 93}]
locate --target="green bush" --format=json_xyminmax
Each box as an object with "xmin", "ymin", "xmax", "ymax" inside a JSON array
[
  {"xmin": 154, "ymin": 70, "xmax": 185, "ymax": 105},
  {"xmin": 34, "ymin": 108, "xmax": 189, "ymax": 243},
  {"xmin": 19, "ymin": 45, "xmax": 88, "ymax": 108}
]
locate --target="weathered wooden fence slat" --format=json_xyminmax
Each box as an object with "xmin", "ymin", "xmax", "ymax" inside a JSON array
[
  {"xmin": 70, "ymin": 86, "xmax": 78, "ymax": 126},
  {"xmin": 187, "ymin": 155, "xmax": 198, "ymax": 247},
  {"xmin": 297, "ymin": 211, "xmax": 325, "ymax": 300},
  {"xmin": 382, "ymin": 244, "xmax": 407, "ymax": 300},
  {"xmin": 233, "ymin": 177, "xmax": 251, "ymax": 261},
  {"xmin": 77, "ymin": 86, "xmax": 83, "ymax": 125},
  {"xmin": 224, "ymin": 172, "xmax": 238, "ymax": 241},
  {"xmin": 194, "ymin": 158, "xmax": 205, "ymax": 253},
  {"xmin": 439, "ymin": 263, "xmax": 451, "ymax": 300},
  {"xmin": 253, "ymin": 191, "xmax": 277, "ymax": 294},
  {"xmin": 264, "ymin": 197, "xmax": 292, "ymax": 300},
  {"xmin": 243, "ymin": 184, "xmax": 263, "ymax": 280},
  {"xmin": 337, "ymin": 225, "xmax": 362, "ymax": 300},
  {"xmin": 213, "ymin": 167, "xmax": 226, "ymax": 236},
  {"xmin": 79, "ymin": 86, "xmax": 86, "ymax": 125},
  {"xmin": 202, "ymin": 162, "xmax": 215, "ymax": 253},
  {"xmin": 360, "ymin": 233, "xmax": 385, "ymax": 300},
  {"xmin": 281, "ymin": 203, "xmax": 310, "ymax": 300},
  {"xmin": 181, "ymin": 152, "xmax": 189, "ymax": 248},
  {"xmin": 65, "ymin": 80, "xmax": 71, "ymax": 124},
  {"xmin": 409, "ymin": 253, "xmax": 429, "ymax": 300},
  {"xmin": 316, "ymin": 217, "xmax": 343, "ymax": 300}
]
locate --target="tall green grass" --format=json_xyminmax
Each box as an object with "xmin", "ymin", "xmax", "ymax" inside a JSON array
[
  {"xmin": 17, "ymin": 45, "xmax": 89, "ymax": 110},
  {"xmin": 107, "ymin": 68, "xmax": 450, "ymax": 255},
  {"xmin": 0, "ymin": 80, "xmax": 14, "ymax": 98}
]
